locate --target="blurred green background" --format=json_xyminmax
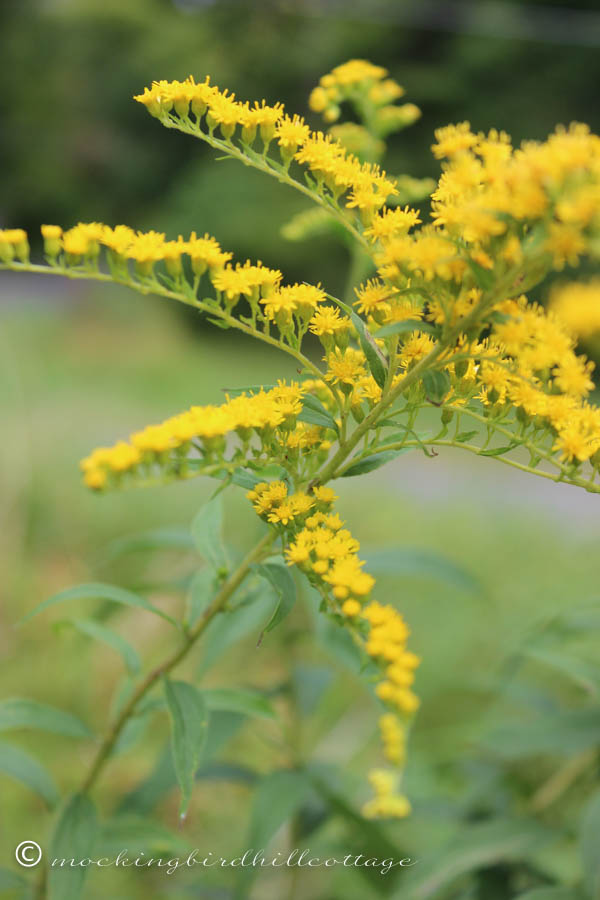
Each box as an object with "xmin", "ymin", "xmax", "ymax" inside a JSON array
[{"xmin": 2, "ymin": 1, "xmax": 600, "ymax": 898}]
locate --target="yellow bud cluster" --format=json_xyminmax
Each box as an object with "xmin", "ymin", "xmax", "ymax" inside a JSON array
[
  {"xmin": 379, "ymin": 713, "xmax": 406, "ymax": 765},
  {"xmin": 80, "ymin": 381, "xmax": 305, "ymax": 490},
  {"xmin": 248, "ymin": 482, "xmax": 338, "ymax": 528},
  {"xmin": 363, "ymin": 769, "xmax": 411, "ymax": 820},
  {"xmin": 247, "ymin": 480, "xmax": 421, "ymax": 819},
  {"xmin": 134, "ymin": 74, "xmax": 401, "ymax": 224},
  {"xmin": 0, "ymin": 228, "xmax": 29, "ymax": 263},
  {"xmin": 260, "ymin": 282, "xmax": 327, "ymax": 326},
  {"xmin": 363, "ymin": 601, "xmax": 420, "ymax": 715},
  {"xmin": 309, "ymin": 59, "xmax": 420, "ymax": 142}
]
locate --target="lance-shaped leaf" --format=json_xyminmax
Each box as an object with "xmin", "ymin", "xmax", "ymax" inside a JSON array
[
  {"xmin": 163, "ymin": 679, "xmax": 208, "ymax": 817},
  {"xmin": 203, "ymin": 688, "xmax": 276, "ymax": 720},
  {"xmin": 328, "ymin": 293, "xmax": 388, "ymax": 389},
  {"xmin": 48, "ymin": 794, "xmax": 97, "ymax": 900},
  {"xmin": 423, "ymin": 369, "xmax": 451, "ymax": 405},
  {"xmin": 0, "ymin": 699, "xmax": 91, "ymax": 739},
  {"xmin": 375, "ymin": 318, "xmax": 437, "ymax": 338},
  {"xmin": 341, "ymin": 448, "xmax": 410, "ymax": 477},
  {"xmin": 191, "ymin": 496, "xmax": 228, "ymax": 572},
  {"xmin": 255, "ymin": 561, "xmax": 296, "ymax": 642},
  {"xmin": 185, "ymin": 569, "xmax": 216, "ymax": 628},
  {"xmin": 0, "ymin": 740, "xmax": 59, "ymax": 807},
  {"xmin": 298, "ymin": 394, "xmax": 339, "ymax": 433},
  {"xmin": 104, "ymin": 526, "xmax": 195, "ymax": 561},
  {"xmin": 0, "ymin": 867, "xmax": 26, "ymax": 891},
  {"xmin": 19, "ymin": 582, "xmax": 178, "ymax": 628},
  {"xmin": 57, "ymin": 618, "xmax": 141, "ymax": 675}
]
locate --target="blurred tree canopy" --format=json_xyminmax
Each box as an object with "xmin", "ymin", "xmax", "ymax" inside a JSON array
[{"xmin": 1, "ymin": 0, "xmax": 600, "ymax": 294}]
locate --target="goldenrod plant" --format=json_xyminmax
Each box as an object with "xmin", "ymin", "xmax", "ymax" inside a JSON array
[{"xmin": 2, "ymin": 58, "xmax": 600, "ymax": 898}]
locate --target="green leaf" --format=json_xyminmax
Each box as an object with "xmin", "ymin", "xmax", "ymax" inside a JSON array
[
  {"xmin": 423, "ymin": 369, "xmax": 450, "ymax": 404},
  {"xmin": 298, "ymin": 395, "xmax": 339, "ymax": 433},
  {"xmin": 58, "ymin": 618, "xmax": 141, "ymax": 675},
  {"xmin": 197, "ymin": 590, "xmax": 275, "ymax": 674},
  {"xmin": 350, "ymin": 310, "xmax": 387, "ymax": 389},
  {"xmin": 119, "ymin": 712, "xmax": 245, "ymax": 816},
  {"xmin": 342, "ymin": 449, "xmax": 409, "ymax": 477},
  {"xmin": 364, "ymin": 548, "xmax": 481, "ymax": 594},
  {"xmin": 0, "ymin": 868, "xmax": 26, "ymax": 891},
  {"xmin": 210, "ymin": 467, "xmax": 263, "ymax": 491},
  {"xmin": 203, "ymin": 688, "xmax": 276, "ymax": 719},
  {"xmin": 48, "ymin": 794, "xmax": 97, "ymax": 900},
  {"xmin": 400, "ymin": 819, "xmax": 551, "ymax": 899},
  {"xmin": 292, "ymin": 664, "xmax": 333, "ymax": 716},
  {"xmin": 298, "ymin": 405, "xmax": 338, "ymax": 431},
  {"xmin": 0, "ymin": 699, "xmax": 91, "ymax": 739},
  {"xmin": 248, "ymin": 770, "xmax": 311, "ymax": 848},
  {"xmin": 191, "ymin": 496, "xmax": 228, "ymax": 572},
  {"xmin": 479, "ymin": 442, "xmax": 519, "ymax": 457},
  {"xmin": 186, "ymin": 569, "xmax": 216, "ymax": 627},
  {"xmin": 0, "ymin": 740, "xmax": 59, "ymax": 807},
  {"xmin": 522, "ymin": 646, "xmax": 600, "ymax": 695},
  {"xmin": 328, "ymin": 293, "xmax": 388, "ymax": 388},
  {"xmin": 580, "ymin": 789, "xmax": 600, "ymax": 899},
  {"xmin": 375, "ymin": 319, "xmax": 436, "ymax": 338},
  {"xmin": 19, "ymin": 582, "xmax": 178, "ymax": 628},
  {"xmin": 164, "ymin": 679, "xmax": 208, "ymax": 817},
  {"xmin": 255, "ymin": 562, "xmax": 296, "ymax": 641},
  {"xmin": 456, "ymin": 430, "xmax": 478, "ymax": 443},
  {"xmin": 482, "ymin": 709, "xmax": 600, "ymax": 759},
  {"xmin": 104, "ymin": 527, "xmax": 195, "ymax": 560}
]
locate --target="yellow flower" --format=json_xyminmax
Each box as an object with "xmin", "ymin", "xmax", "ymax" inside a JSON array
[
  {"xmin": 431, "ymin": 121, "xmax": 478, "ymax": 159},
  {"xmin": 326, "ymin": 347, "xmax": 367, "ymax": 385},
  {"xmin": 309, "ymin": 306, "xmax": 348, "ymax": 336}
]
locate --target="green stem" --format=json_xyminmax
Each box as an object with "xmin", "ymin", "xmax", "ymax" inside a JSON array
[{"xmin": 80, "ymin": 530, "xmax": 274, "ymax": 794}]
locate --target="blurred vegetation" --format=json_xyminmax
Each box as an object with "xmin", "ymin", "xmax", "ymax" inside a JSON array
[{"xmin": 2, "ymin": 1, "xmax": 600, "ymax": 897}]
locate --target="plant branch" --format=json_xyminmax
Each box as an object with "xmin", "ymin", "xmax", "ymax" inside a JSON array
[
  {"xmin": 160, "ymin": 114, "xmax": 369, "ymax": 250},
  {"xmin": 79, "ymin": 530, "xmax": 274, "ymax": 794}
]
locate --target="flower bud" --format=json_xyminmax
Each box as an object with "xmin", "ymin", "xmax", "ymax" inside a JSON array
[{"xmin": 41, "ymin": 224, "xmax": 63, "ymax": 260}]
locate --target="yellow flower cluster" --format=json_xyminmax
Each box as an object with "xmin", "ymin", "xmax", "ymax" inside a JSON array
[
  {"xmin": 135, "ymin": 75, "xmax": 404, "ymax": 224},
  {"xmin": 38, "ymin": 221, "xmax": 241, "ymax": 278},
  {"xmin": 250, "ymin": 480, "xmax": 420, "ymax": 712},
  {"xmin": 247, "ymin": 478, "xmax": 419, "ymax": 817},
  {"xmin": 363, "ymin": 769, "xmax": 411, "ymax": 820},
  {"xmin": 80, "ymin": 382, "xmax": 305, "ymax": 490},
  {"xmin": 260, "ymin": 282, "xmax": 327, "ymax": 326},
  {"xmin": 550, "ymin": 280, "xmax": 600, "ymax": 340},
  {"xmin": 429, "ymin": 122, "xmax": 600, "ymax": 266},
  {"xmin": 308, "ymin": 59, "xmax": 421, "ymax": 138},
  {"xmin": 0, "ymin": 228, "xmax": 29, "ymax": 263},
  {"xmin": 485, "ymin": 296, "xmax": 600, "ymax": 462},
  {"xmin": 363, "ymin": 602, "xmax": 420, "ymax": 714}
]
